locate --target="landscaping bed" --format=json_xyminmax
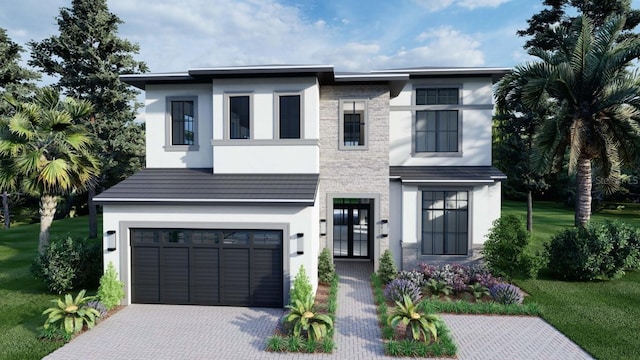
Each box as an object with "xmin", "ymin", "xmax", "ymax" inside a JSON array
[{"xmin": 266, "ymin": 273, "xmax": 338, "ymax": 353}]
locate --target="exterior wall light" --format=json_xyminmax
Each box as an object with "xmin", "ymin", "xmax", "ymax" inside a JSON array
[
  {"xmin": 320, "ymin": 219, "xmax": 327, "ymax": 236},
  {"xmin": 381, "ymin": 220, "xmax": 389, "ymax": 238},
  {"xmin": 296, "ymin": 233, "xmax": 304, "ymax": 255},
  {"xmin": 106, "ymin": 230, "xmax": 117, "ymax": 251}
]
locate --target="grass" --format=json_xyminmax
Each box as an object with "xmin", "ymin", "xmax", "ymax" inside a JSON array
[
  {"xmin": 0, "ymin": 216, "xmax": 101, "ymax": 360},
  {"xmin": 503, "ymin": 199, "xmax": 640, "ymax": 360},
  {"xmin": 419, "ymin": 298, "xmax": 540, "ymax": 316}
]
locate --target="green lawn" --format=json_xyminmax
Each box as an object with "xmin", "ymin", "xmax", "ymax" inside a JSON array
[
  {"xmin": 0, "ymin": 216, "xmax": 100, "ymax": 360},
  {"xmin": 503, "ymin": 199, "xmax": 640, "ymax": 360}
]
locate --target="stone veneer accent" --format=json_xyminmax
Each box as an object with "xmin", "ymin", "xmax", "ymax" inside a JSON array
[{"xmin": 318, "ymin": 85, "xmax": 390, "ymax": 270}]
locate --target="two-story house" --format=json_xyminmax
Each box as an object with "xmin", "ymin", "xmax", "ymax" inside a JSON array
[{"xmin": 95, "ymin": 65, "xmax": 508, "ymax": 308}]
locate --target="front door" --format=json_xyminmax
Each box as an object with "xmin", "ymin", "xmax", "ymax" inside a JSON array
[{"xmin": 333, "ymin": 199, "xmax": 372, "ymax": 258}]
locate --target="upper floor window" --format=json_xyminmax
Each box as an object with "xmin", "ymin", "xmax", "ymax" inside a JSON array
[
  {"xmin": 165, "ymin": 96, "xmax": 198, "ymax": 151},
  {"xmin": 414, "ymin": 88, "xmax": 460, "ymax": 153},
  {"xmin": 229, "ymin": 95, "xmax": 251, "ymax": 139},
  {"xmin": 277, "ymin": 94, "xmax": 301, "ymax": 139},
  {"xmin": 339, "ymin": 99, "xmax": 368, "ymax": 150}
]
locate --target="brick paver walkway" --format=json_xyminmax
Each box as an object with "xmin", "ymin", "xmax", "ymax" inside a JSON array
[{"xmin": 44, "ymin": 261, "xmax": 593, "ymax": 360}]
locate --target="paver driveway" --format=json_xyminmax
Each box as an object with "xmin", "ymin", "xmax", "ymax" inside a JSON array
[{"xmin": 44, "ymin": 262, "xmax": 593, "ymax": 360}]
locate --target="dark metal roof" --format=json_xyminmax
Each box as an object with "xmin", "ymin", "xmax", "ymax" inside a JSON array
[
  {"xmin": 390, "ymin": 166, "xmax": 506, "ymax": 183},
  {"xmin": 94, "ymin": 168, "xmax": 319, "ymax": 206}
]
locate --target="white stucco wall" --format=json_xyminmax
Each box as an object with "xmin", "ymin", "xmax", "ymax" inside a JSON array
[
  {"xmin": 211, "ymin": 77, "xmax": 320, "ymax": 174},
  {"xmin": 102, "ymin": 202, "xmax": 319, "ymax": 306},
  {"xmin": 145, "ymin": 84, "xmax": 214, "ymax": 168},
  {"xmin": 389, "ymin": 181, "xmax": 403, "ymax": 267},
  {"xmin": 394, "ymin": 181, "xmax": 502, "ymax": 269},
  {"xmin": 389, "ymin": 78, "xmax": 494, "ymax": 167}
]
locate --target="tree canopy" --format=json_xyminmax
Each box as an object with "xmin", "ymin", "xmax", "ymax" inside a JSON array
[
  {"xmin": 497, "ymin": 15, "xmax": 640, "ymax": 226},
  {"xmin": 0, "ymin": 87, "xmax": 100, "ymax": 252}
]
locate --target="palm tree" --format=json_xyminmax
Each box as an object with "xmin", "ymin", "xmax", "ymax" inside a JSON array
[
  {"xmin": 496, "ymin": 15, "xmax": 640, "ymax": 226},
  {"xmin": 0, "ymin": 87, "xmax": 99, "ymax": 253}
]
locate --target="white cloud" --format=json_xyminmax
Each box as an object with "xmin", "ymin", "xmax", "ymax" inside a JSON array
[
  {"xmin": 457, "ymin": 0, "xmax": 510, "ymax": 9},
  {"xmin": 407, "ymin": 26, "xmax": 485, "ymax": 66},
  {"xmin": 413, "ymin": 0, "xmax": 509, "ymax": 11}
]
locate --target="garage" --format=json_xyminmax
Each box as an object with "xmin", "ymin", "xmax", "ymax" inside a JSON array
[{"xmin": 130, "ymin": 228, "xmax": 283, "ymax": 307}]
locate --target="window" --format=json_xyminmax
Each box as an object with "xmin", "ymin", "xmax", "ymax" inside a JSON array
[
  {"xmin": 278, "ymin": 94, "xmax": 301, "ymax": 139},
  {"xmin": 165, "ymin": 97, "xmax": 198, "ymax": 151},
  {"xmin": 414, "ymin": 88, "xmax": 460, "ymax": 153},
  {"xmin": 229, "ymin": 95, "xmax": 250, "ymax": 139},
  {"xmin": 339, "ymin": 99, "xmax": 367, "ymax": 149},
  {"xmin": 421, "ymin": 191, "xmax": 468, "ymax": 255}
]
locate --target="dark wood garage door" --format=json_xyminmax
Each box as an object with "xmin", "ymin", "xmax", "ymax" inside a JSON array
[{"xmin": 130, "ymin": 228, "xmax": 283, "ymax": 307}]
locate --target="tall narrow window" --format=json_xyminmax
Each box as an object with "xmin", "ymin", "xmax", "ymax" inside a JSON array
[
  {"xmin": 171, "ymin": 100, "xmax": 195, "ymax": 145},
  {"xmin": 279, "ymin": 95, "xmax": 301, "ymax": 139},
  {"xmin": 421, "ymin": 191, "xmax": 468, "ymax": 255},
  {"xmin": 415, "ymin": 88, "xmax": 460, "ymax": 153},
  {"xmin": 340, "ymin": 99, "xmax": 367, "ymax": 149},
  {"xmin": 229, "ymin": 96, "xmax": 250, "ymax": 139}
]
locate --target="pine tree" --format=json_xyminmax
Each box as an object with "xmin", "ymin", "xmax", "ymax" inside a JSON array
[
  {"xmin": 29, "ymin": 0, "xmax": 148, "ymax": 237},
  {"xmin": 0, "ymin": 28, "xmax": 39, "ymax": 229}
]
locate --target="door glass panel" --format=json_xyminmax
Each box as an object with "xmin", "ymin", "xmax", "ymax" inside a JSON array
[
  {"xmin": 222, "ymin": 231, "xmax": 249, "ymax": 245},
  {"xmin": 353, "ymin": 208, "xmax": 368, "ymax": 257},
  {"xmin": 333, "ymin": 209, "xmax": 348, "ymax": 256}
]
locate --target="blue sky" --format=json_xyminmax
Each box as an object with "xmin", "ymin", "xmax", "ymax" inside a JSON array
[{"xmin": 1, "ymin": 0, "xmax": 639, "ymax": 76}]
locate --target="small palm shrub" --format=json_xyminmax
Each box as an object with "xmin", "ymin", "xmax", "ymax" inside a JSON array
[
  {"xmin": 546, "ymin": 220, "xmax": 637, "ymax": 280},
  {"xmin": 388, "ymin": 295, "xmax": 439, "ymax": 342},
  {"xmin": 284, "ymin": 295, "xmax": 334, "ymax": 340},
  {"xmin": 384, "ymin": 278, "xmax": 422, "ymax": 304},
  {"xmin": 489, "ymin": 283, "xmax": 523, "ymax": 305},
  {"xmin": 31, "ymin": 235, "xmax": 102, "ymax": 293},
  {"xmin": 97, "ymin": 261, "xmax": 125, "ymax": 310},
  {"xmin": 42, "ymin": 290, "xmax": 101, "ymax": 335},
  {"xmin": 482, "ymin": 215, "xmax": 541, "ymax": 279},
  {"xmin": 318, "ymin": 248, "xmax": 335, "ymax": 284},
  {"xmin": 378, "ymin": 249, "xmax": 397, "ymax": 284},
  {"xmin": 290, "ymin": 265, "xmax": 313, "ymax": 305}
]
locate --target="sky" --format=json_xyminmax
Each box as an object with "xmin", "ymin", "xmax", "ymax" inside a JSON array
[{"xmin": 1, "ymin": 0, "xmax": 640, "ymax": 77}]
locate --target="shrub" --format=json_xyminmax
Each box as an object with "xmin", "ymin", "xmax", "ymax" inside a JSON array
[
  {"xmin": 289, "ymin": 265, "xmax": 313, "ymax": 305},
  {"xmin": 388, "ymin": 295, "xmax": 439, "ymax": 342},
  {"xmin": 318, "ymin": 248, "xmax": 335, "ymax": 284},
  {"xmin": 42, "ymin": 290, "xmax": 101, "ymax": 335},
  {"xmin": 377, "ymin": 249, "xmax": 397, "ymax": 284},
  {"xmin": 467, "ymin": 283, "xmax": 489, "ymax": 300},
  {"xmin": 424, "ymin": 278, "xmax": 453, "ymax": 297},
  {"xmin": 284, "ymin": 295, "xmax": 333, "ymax": 340},
  {"xmin": 86, "ymin": 300, "xmax": 108, "ymax": 318},
  {"xmin": 489, "ymin": 283, "xmax": 524, "ymax": 305},
  {"xmin": 396, "ymin": 270, "xmax": 425, "ymax": 288},
  {"xmin": 31, "ymin": 235, "xmax": 102, "ymax": 294},
  {"xmin": 546, "ymin": 220, "xmax": 637, "ymax": 280},
  {"xmin": 384, "ymin": 278, "xmax": 422, "ymax": 304},
  {"xmin": 97, "ymin": 262, "xmax": 125, "ymax": 310},
  {"xmin": 482, "ymin": 215, "xmax": 540, "ymax": 279}
]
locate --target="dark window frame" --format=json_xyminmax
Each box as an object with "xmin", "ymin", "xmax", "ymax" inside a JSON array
[
  {"xmin": 421, "ymin": 190, "xmax": 469, "ymax": 255},
  {"xmin": 339, "ymin": 99, "xmax": 368, "ymax": 150},
  {"xmin": 413, "ymin": 87, "xmax": 462, "ymax": 154},
  {"xmin": 275, "ymin": 93, "xmax": 302, "ymax": 139},
  {"xmin": 165, "ymin": 96, "xmax": 199, "ymax": 151}
]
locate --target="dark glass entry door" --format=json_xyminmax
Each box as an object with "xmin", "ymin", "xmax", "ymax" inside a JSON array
[{"xmin": 333, "ymin": 200, "xmax": 372, "ymax": 258}]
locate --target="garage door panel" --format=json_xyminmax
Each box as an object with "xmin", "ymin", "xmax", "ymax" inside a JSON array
[
  {"xmin": 252, "ymin": 248, "xmax": 283, "ymax": 307},
  {"xmin": 163, "ymin": 247, "xmax": 190, "ymax": 303},
  {"xmin": 132, "ymin": 247, "xmax": 160, "ymax": 303},
  {"xmin": 222, "ymin": 248, "xmax": 250, "ymax": 305},
  {"xmin": 131, "ymin": 228, "xmax": 283, "ymax": 307},
  {"xmin": 192, "ymin": 248, "xmax": 219, "ymax": 304}
]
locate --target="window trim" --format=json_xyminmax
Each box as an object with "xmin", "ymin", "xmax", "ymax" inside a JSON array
[
  {"xmin": 273, "ymin": 91, "xmax": 304, "ymax": 140},
  {"xmin": 338, "ymin": 98, "xmax": 369, "ymax": 151},
  {"xmin": 223, "ymin": 92, "xmax": 254, "ymax": 140},
  {"xmin": 417, "ymin": 188, "xmax": 472, "ymax": 258},
  {"xmin": 412, "ymin": 85, "xmax": 463, "ymax": 157},
  {"xmin": 165, "ymin": 96, "xmax": 199, "ymax": 151}
]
